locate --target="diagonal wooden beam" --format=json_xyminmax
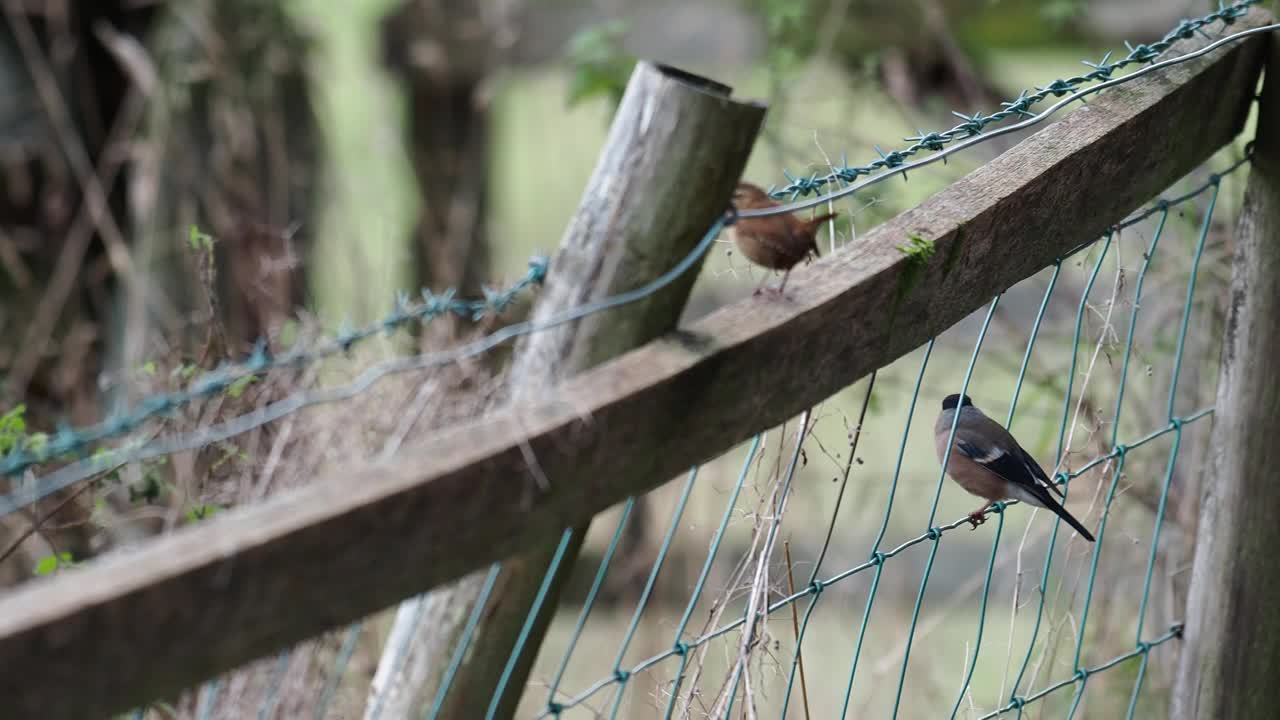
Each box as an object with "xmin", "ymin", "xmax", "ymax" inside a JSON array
[{"xmin": 0, "ymin": 12, "xmax": 1270, "ymax": 719}]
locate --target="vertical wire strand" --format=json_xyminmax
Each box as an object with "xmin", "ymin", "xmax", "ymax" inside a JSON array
[
  {"xmin": 543, "ymin": 500, "xmax": 635, "ymax": 714},
  {"xmin": 427, "ymin": 563, "xmax": 502, "ymax": 720},
  {"xmin": 891, "ymin": 296, "xmax": 1002, "ymax": 720},
  {"xmin": 257, "ymin": 649, "xmax": 292, "ymax": 720},
  {"xmin": 1124, "ymin": 183, "xmax": 1220, "ymax": 717},
  {"xmin": 778, "ymin": 373, "xmax": 878, "ymax": 717},
  {"xmin": 486, "ymin": 529, "xmax": 576, "ymax": 720},
  {"xmin": 837, "ymin": 343, "xmax": 934, "ymax": 718},
  {"xmin": 660, "ymin": 437, "xmax": 761, "ymax": 717},
  {"xmin": 1055, "ymin": 211, "xmax": 1165, "ymax": 718},
  {"xmin": 722, "ymin": 412, "xmax": 810, "ymax": 720},
  {"xmin": 605, "ymin": 468, "xmax": 699, "ymax": 719},
  {"xmin": 1008, "ymin": 233, "xmax": 1115, "ymax": 699},
  {"xmin": 949, "ymin": 510, "xmax": 1007, "ymax": 719},
  {"xmin": 315, "ymin": 623, "xmax": 363, "ymax": 720}
]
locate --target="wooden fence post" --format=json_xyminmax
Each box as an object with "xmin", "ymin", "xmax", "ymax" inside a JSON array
[
  {"xmin": 364, "ymin": 62, "xmax": 765, "ymax": 719},
  {"xmin": 1172, "ymin": 37, "xmax": 1280, "ymax": 720}
]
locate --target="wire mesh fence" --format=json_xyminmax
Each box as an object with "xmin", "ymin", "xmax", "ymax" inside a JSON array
[{"xmin": 209, "ymin": 123, "xmax": 1251, "ymax": 720}]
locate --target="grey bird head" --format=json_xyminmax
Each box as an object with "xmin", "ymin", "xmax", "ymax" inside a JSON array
[{"xmin": 941, "ymin": 394, "xmax": 974, "ymax": 411}]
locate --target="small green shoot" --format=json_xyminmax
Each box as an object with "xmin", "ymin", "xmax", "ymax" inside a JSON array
[
  {"xmin": 227, "ymin": 374, "xmax": 258, "ymax": 398},
  {"xmin": 33, "ymin": 551, "xmax": 75, "ymax": 576}
]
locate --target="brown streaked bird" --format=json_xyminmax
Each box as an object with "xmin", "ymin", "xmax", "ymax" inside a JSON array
[
  {"xmin": 727, "ymin": 182, "xmax": 837, "ymax": 295},
  {"xmin": 934, "ymin": 394, "xmax": 1096, "ymax": 542}
]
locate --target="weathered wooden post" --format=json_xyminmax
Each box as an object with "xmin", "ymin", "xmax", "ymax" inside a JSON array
[
  {"xmin": 1172, "ymin": 38, "xmax": 1280, "ymax": 720},
  {"xmin": 365, "ymin": 62, "xmax": 765, "ymax": 718}
]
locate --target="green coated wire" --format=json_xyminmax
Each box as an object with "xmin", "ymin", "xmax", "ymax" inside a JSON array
[
  {"xmin": 659, "ymin": 651, "xmax": 691, "ymax": 720},
  {"xmin": 1165, "ymin": 182, "xmax": 1220, "ymax": 421},
  {"xmin": 427, "ymin": 563, "xmax": 502, "ymax": 720},
  {"xmin": 1054, "ymin": 207, "xmax": 1172, "ymax": 712},
  {"xmin": 544, "ymin": 499, "xmax": 636, "ymax": 714},
  {"xmin": 986, "ymin": 256, "xmax": 1062, "ymax": 707},
  {"xmin": 891, "ymin": 296, "xmax": 1001, "ymax": 720},
  {"xmin": 1109, "ymin": 210, "xmax": 1170, "ymax": 448},
  {"xmin": 837, "ymin": 343, "xmax": 934, "ymax": 718},
  {"xmin": 605, "ymin": 468, "xmax": 699, "ymax": 720},
  {"xmin": 1123, "ymin": 430, "xmax": 1183, "ymax": 720},
  {"xmin": 477, "ymin": 102, "xmax": 1245, "ymax": 720},
  {"xmin": 976, "ymin": 624, "xmax": 1182, "ymax": 719},
  {"xmin": 1006, "ymin": 264, "xmax": 1061, "ymax": 425},
  {"xmin": 722, "ymin": 412, "xmax": 811, "ymax": 720},
  {"xmin": 778, "ymin": 374, "xmax": 878, "ymax": 717},
  {"xmin": 539, "ymin": 412, "xmax": 1210, "ymax": 718},
  {"xmin": 659, "ymin": 437, "xmax": 760, "ymax": 718},
  {"xmin": 950, "ymin": 509, "xmax": 1006, "ymax": 719},
  {"xmin": 808, "ymin": 372, "xmax": 878, "ymax": 585},
  {"xmin": 873, "ymin": 344, "xmax": 934, "ymax": 553},
  {"xmin": 486, "ymin": 530, "xmax": 575, "ymax": 720},
  {"xmin": 1008, "ymin": 232, "xmax": 1115, "ymax": 700},
  {"xmin": 257, "ymin": 649, "xmax": 292, "ymax": 720},
  {"xmin": 315, "ymin": 622, "xmax": 363, "ymax": 720},
  {"xmin": 1125, "ymin": 652, "xmax": 1151, "ymax": 720},
  {"xmin": 536, "ymin": 440, "xmax": 762, "ymax": 719},
  {"xmin": 1066, "ymin": 184, "xmax": 1218, "ymax": 718}
]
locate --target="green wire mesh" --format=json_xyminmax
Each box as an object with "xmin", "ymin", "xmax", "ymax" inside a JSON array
[
  {"xmin": 149, "ymin": 152, "xmax": 1245, "ymax": 720},
  {"xmin": 459, "ymin": 160, "xmax": 1244, "ymax": 719}
]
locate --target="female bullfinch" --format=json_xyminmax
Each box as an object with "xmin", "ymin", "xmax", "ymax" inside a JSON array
[{"xmin": 935, "ymin": 394, "xmax": 1096, "ymax": 542}]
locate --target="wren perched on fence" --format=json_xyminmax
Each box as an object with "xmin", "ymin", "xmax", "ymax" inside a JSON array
[{"xmin": 727, "ymin": 182, "xmax": 837, "ymax": 295}]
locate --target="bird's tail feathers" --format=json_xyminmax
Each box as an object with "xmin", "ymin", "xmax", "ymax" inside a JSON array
[
  {"xmin": 805, "ymin": 212, "xmax": 838, "ymax": 256},
  {"xmin": 1040, "ymin": 492, "xmax": 1096, "ymax": 542}
]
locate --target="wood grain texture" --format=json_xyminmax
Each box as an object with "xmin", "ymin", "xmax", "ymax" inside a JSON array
[
  {"xmin": 367, "ymin": 61, "xmax": 765, "ymax": 720},
  {"xmin": 0, "ymin": 15, "xmax": 1268, "ymax": 720},
  {"xmin": 1173, "ymin": 34, "xmax": 1280, "ymax": 720}
]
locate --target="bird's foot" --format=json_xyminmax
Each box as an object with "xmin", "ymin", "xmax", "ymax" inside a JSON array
[{"xmin": 966, "ymin": 510, "xmax": 988, "ymax": 530}]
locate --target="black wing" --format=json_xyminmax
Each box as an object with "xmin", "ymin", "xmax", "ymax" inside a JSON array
[{"xmin": 954, "ymin": 436, "xmax": 1094, "ymax": 542}]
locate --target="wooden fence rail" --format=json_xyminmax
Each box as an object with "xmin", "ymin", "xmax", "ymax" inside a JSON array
[{"xmin": 0, "ymin": 12, "xmax": 1270, "ymax": 719}]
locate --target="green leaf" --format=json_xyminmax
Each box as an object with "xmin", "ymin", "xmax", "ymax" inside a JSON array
[
  {"xmin": 564, "ymin": 20, "xmax": 634, "ymax": 110},
  {"xmin": 187, "ymin": 224, "xmax": 215, "ymax": 251},
  {"xmin": 227, "ymin": 374, "xmax": 258, "ymax": 398},
  {"xmin": 33, "ymin": 551, "xmax": 73, "ymax": 576},
  {"xmin": 185, "ymin": 504, "xmax": 222, "ymax": 522},
  {"xmin": 171, "ymin": 363, "xmax": 199, "ymax": 381},
  {"xmin": 0, "ymin": 405, "xmax": 27, "ymax": 454}
]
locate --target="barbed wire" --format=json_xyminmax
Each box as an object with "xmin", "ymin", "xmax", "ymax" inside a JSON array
[
  {"xmin": 0, "ymin": 257, "xmax": 547, "ymax": 478},
  {"xmin": 0, "ymin": 219, "xmax": 724, "ymax": 517},
  {"xmin": 744, "ymin": 6, "xmax": 1273, "ymax": 218},
  {"xmin": 749, "ymin": 0, "xmax": 1257, "ymax": 206}
]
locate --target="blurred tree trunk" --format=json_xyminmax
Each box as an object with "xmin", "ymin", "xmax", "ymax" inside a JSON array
[
  {"xmin": 0, "ymin": 2, "xmax": 157, "ymax": 427},
  {"xmin": 0, "ymin": 0, "xmax": 161, "ymax": 581},
  {"xmin": 381, "ymin": 0, "xmax": 522, "ymax": 343},
  {"xmin": 126, "ymin": 0, "xmax": 318, "ymax": 367}
]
